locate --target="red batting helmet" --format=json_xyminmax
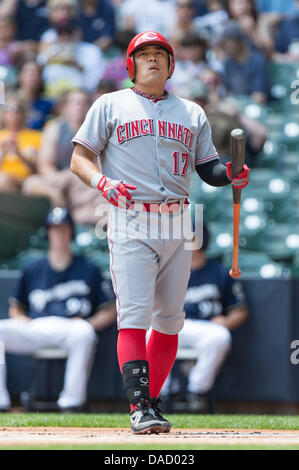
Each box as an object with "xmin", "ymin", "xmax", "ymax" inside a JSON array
[{"xmin": 126, "ymin": 31, "xmax": 175, "ymax": 82}]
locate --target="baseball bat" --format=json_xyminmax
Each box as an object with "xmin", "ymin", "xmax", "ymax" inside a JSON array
[{"xmin": 229, "ymin": 128, "xmax": 246, "ymax": 279}]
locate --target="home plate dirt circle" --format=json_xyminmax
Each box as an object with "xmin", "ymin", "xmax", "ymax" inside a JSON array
[{"xmin": 1, "ymin": 427, "xmax": 299, "ymax": 446}]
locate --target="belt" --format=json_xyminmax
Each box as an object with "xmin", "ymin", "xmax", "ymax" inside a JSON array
[{"xmin": 128, "ymin": 198, "xmax": 189, "ymax": 214}]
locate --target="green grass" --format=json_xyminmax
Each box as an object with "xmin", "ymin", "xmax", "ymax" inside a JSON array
[
  {"xmin": 1, "ymin": 413, "xmax": 298, "ymax": 451},
  {"xmin": 0, "ymin": 413, "xmax": 299, "ymax": 430},
  {"xmin": 1, "ymin": 444, "xmax": 299, "ymax": 450}
]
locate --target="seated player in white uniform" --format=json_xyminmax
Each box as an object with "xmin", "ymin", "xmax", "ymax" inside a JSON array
[
  {"xmin": 162, "ymin": 223, "xmax": 248, "ymax": 411},
  {"xmin": 0, "ymin": 207, "xmax": 116, "ymax": 412}
]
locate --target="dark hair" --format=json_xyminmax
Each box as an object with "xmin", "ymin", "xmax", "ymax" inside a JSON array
[
  {"xmin": 115, "ymin": 30, "xmax": 136, "ymax": 52},
  {"xmin": 18, "ymin": 60, "xmax": 45, "ymax": 96},
  {"xmin": 96, "ymin": 79, "xmax": 117, "ymax": 94},
  {"xmin": 180, "ymin": 33, "xmax": 208, "ymax": 50},
  {"xmin": 226, "ymin": 0, "xmax": 258, "ymax": 22},
  {"xmin": 54, "ymin": 19, "xmax": 77, "ymax": 35}
]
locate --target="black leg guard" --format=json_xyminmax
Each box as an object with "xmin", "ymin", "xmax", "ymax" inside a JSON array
[{"xmin": 122, "ymin": 360, "xmax": 150, "ymax": 406}]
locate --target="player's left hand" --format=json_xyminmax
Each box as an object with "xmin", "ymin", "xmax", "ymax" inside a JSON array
[
  {"xmin": 97, "ymin": 175, "xmax": 137, "ymax": 208},
  {"xmin": 226, "ymin": 162, "xmax": 250, "ymax": 189}
]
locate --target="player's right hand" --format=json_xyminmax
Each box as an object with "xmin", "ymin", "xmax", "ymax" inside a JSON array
[
  {"xmin": 97, "ymin": 175, "xmax": 137, "ymax": 208},
  {"xmin": 226, "ymin": 162, "xmax": 250, "ymax": 189}
]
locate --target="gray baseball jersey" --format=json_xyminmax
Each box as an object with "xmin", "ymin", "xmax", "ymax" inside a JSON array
[
  {"xmin": 72, "ymin": 88, "xmax": 219, "ymax": 334},
  {"xmin": 72, "ymin": 88, "xmax": 219, "ymax": 202}
]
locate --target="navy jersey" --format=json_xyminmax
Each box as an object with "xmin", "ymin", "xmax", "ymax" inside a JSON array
[
  {"xmin": 184, "ymin": 259, "xmax": 246, "ymax": 321},
  {"xmin": 12, "ymin": 255, "xmax": 115, "ymax": 320},
  {"xmin": 78, "ymin": 0, "xmax": 116, "ymax": 43}
]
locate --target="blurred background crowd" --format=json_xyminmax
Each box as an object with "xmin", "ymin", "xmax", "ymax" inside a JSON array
[
  {"xmin": 0, "ymin": 0, "xmax": 298, "ymax": 413},
  {"xmin": 0, "ymin": 0, "xmax": 298, "ymax": 273}
]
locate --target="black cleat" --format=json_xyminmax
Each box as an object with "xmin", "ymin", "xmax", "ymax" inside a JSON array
[
  {"xmin": 150, "ymin": 398, "xmax": 172, "ymax": 433},
  {"xmin": 130, "ymin": 399, "xmax": 163, "ymax": 435}
]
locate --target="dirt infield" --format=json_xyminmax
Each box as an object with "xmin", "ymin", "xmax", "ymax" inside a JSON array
[{"xmin": 1, "ymin": 427, "xmax": 299, "ymax": 446}]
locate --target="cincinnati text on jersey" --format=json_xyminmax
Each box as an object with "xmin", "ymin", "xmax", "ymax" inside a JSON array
[{"xmin": 116, "ymin": 119, "xmax": 194, "ymax": 151}]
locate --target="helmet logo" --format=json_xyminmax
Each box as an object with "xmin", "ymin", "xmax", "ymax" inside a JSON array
[{"xmin": 142, "ymin": 32, "xmax": 159, "ymax": 40}]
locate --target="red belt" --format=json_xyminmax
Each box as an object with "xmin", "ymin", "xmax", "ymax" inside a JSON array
[{"xmin": 128, "ymin": 199, "xmax": 189, "ymax": 213}]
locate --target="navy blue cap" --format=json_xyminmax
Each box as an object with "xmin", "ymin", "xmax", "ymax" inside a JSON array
[{"xmin": 45, "ymin": 207, "xmax": 75, "ymax": 239}]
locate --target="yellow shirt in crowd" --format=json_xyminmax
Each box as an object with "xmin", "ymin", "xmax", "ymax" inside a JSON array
[{"xmin": 0, "ymin": 128, "xmax": 42, "ymax": 180}]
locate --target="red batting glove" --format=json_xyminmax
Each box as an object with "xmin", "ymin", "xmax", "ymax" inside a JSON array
[
  {"xmin": 97, "ymin": 175, "xmax": 137, "ymax": 208},
  {"xmin": 226, "ymin": 162, "xmax": 250, "ymax": 189}
]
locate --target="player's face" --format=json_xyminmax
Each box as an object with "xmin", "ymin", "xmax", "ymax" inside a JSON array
[
  {"xmin": 48, "ymin": 223, "xmax": 73, "ymax": 250},
  {"xmin": 133, "ymin": 45, "xmax": 170, "ymax": 87}
]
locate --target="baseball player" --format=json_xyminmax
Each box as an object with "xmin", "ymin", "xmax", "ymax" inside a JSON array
[
  {"xmin": 0, "ymin": 207, "xmax": 116, "ymax": 412},
  {"xmin": 70, "ymin": 31, "xmax": 250, "ymax": 434}
]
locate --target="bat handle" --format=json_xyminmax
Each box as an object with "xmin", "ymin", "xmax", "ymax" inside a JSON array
[{"xmin": 229, "ymin": 202, "xmax": 242, "ymax": 278}]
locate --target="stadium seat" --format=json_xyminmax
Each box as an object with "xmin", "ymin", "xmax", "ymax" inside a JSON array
[
  {"xmin": 74, "ymin": 224, "xmax": 109, "ymax": 254},
  {"xmin": 280, "ymin": 119, "xmax": 299, "ymax": 152},
  {"xmin": 89, "ymin": 251, "xmax": 110, "ymax": 272},
  {"xmin": 263, "ymin": 176, "xmax": 292, "ymax": 223},
  {"xmin": 260, "ymin": 223, "xmax": 299, "ymax": 262},
  {"xmin": 206, "ymin": 222, "xmax": 233, "ymax": 258},
  {"xmin": 0, "ymin": 220, "xmax": 33, "ymax": 259},
  {"xmin": 255, "ymin": 139, "xmax": 283, "ymax": 169},
  {"xmin": 21, "ymin": 348, "xmax": 69, "ymax": 412},
  {"xmin": 243, "ymin": 102, "xmax": 267, "ymax": 122},
  {"xmin": 270, "ymin": 62, "xmax": 299, "ymax": 111},
  {"xmin": 239, "ymin": 214, "xmax": 267, "ymax": 251},
  {"xmin": 279, "ymin": 153, "xmax": 299, "ymax": 187},
  {"xmin": 190, "ymin": 181, "xmax": 225, "ymax": 222},
  {"xmin": 0, "ymin": 191, "xmax": 50, "ymax": 230},
  {"xmin": 223, "ymin": 250, "xmax": 287, "ymax": 279},
  {"xmin": 0, "ymin": 192, "xmax": 50, "ymax": 259}
]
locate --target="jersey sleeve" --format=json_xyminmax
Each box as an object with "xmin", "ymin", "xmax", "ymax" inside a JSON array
[
  {"xmin": 91, "ymin": 265, "xmax": 115, "ymax": 312},
  {"xmin": 9, "ymin": 269, "xmax": 30, "ymax": 310},
  {"xmin": 195, "ymin": 111, "xmax": 219, "ymax": 166},
  {"xmin": 222, "ymin": 275, "xmax": 247, "ymax": 314},
  {"xmin": 72, "ymin": 96, "xmax": 110, "ymax": 157}
]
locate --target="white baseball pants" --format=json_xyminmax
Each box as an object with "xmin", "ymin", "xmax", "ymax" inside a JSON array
[
  {"xmin": 107, "ymin": 205, "xmax": 193, "ymax": 335},
  {"xmin": 0, "ymin": 316, "xmax": 98, "ymax": 409},
  {"xmin": 161, "ymin": 319, "xmax": 232, "ymax": 394}
]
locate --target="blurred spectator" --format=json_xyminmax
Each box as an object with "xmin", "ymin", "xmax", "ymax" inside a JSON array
[
  {"xmin": 200, "ymin": 67, "xmax": 226, "ymax": 103},
  {"xmin": 0, "ymin": 96, "xmax": 41, "ymax": 192},
  {"xmin": 39, "ymin": 0, "xmax": 78, "ymax": 51},
  {"xmin": 160, "ymin": 223, "xmax": 248, "ymax": 412},
  {"xmin": 179, "ymin": 78, "xmax": 267, "ymax": 166},
  {"xmin": 0, "ymin": 206, "xmax": 116, "ymax": 412},
  {"xmin": 207, "ymin": 99, "xmax": 268, "ymax": 166},
  {"xmin": 226, "ymin": 0, "xmax": 276, "ymax": 55},
  {"xmin": 178, "ymin": 78, "xmax": 211, "ymax": 108},
  {"xmin": 0, "ymin": 14, "xmax": 40, "ymax": 67},
  {"xmin": 78, "ymin": 0, "xmax": 116, "ymax": 51},
  {"xmin": 17, "ymin": 61, "xmax": 54, "ymax": 130},
  {"xmin": 168, "ymin": 0, "xmax": 198, "ymax": 49},
  {"xmin": 273, "ymin": 0, "xmax": 299, "ymax": 61},
  {"xmin": 0, "ymin": 0, "xmax": 48, "ymax": 41},
  {"xmin": 37, "ymin": 20, "xmax": 106, "ymax": 97},
  {"xmin": 119, "ymin": 0, "xmax": 176, "ymax": 36},
  {"xmin": 23, "ymin": 89, "xmax": 106, "ymax": 226},
  {"xmin": 216, "ymin": 21, "xmax": 271, "ymax": 103},
  {"xmin": 256, "ymin": 0, "xmax": 298, "ymax": 14},
  {"xmin": 0, "ymin": 15, "xmax": 20, "ymax": 67},
  {"xmin": 101, "ymin": 29, "xmax": 135, "ymax": 89},
  {"xmin": 193, "ymin": 0, "xmax": 229, "ymax": 40},
  {"xmin": 93, "ymin": 79, "xmax": 117, "ymax": 101},
  {"xmin": 169, "ymin": 33, "xmax": 210, "ymax": 90}
]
